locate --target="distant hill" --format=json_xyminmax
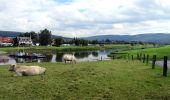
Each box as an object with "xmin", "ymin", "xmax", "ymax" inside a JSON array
[
  {"xmin": 0, "ymin": 31, "xmax": 23, "ymax": 37},
  {"xmin": 85, "ymin": 33, "xmax": 170, "ymax": 44},
  {"xmin": 0, "ymin": 31, "xmax": 71, "ymax": 41},
  {"xmin": 1, "ymin": 31, "xmax": 170, "ymax": 43}
]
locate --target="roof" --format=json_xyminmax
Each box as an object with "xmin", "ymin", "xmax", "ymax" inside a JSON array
[{"xmin": 0, "ymin": 37, "xmax": 13, "ymax": 43}]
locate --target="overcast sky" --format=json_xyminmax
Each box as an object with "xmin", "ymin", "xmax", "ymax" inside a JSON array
[{"xmin": 0, "ymin": 0, "xmax": 170, "ymax": 37}]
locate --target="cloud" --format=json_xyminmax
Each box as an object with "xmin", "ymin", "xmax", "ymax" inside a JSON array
[{"xmin": 0, "ymin": 0, "xmax": 170, "ymax": 37}]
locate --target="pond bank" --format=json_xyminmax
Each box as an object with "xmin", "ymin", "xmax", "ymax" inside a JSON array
[{"xmin": 0, "ymin": 44, "xmax": 130, "ymax": 53}]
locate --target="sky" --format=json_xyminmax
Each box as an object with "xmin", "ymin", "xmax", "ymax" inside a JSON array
[{"xmin": 0, "ymin": 0, "xmax": 170, "ymax": 37}]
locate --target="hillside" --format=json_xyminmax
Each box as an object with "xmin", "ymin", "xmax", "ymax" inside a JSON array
[
  {"xmin": 0, "ymin": 31, "xmax": 71, "ymax": 40},
  {"xmin": 1, "ymin": 31, "xmax": 170, "ymax": 43},
  {"xmin": 85, "ymin": 33, "xmax": 170, "ymax": 43},
  {"xmin": 0, "ymin": 31, "xmax": 22, "ymax": 37}
]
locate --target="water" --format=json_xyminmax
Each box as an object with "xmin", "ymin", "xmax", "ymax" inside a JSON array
[{"xmin": 0, "ymin": 49, "xmax": 117, "ymax": 65}]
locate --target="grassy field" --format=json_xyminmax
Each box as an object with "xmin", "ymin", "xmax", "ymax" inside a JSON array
[
  {"xmin": 0, "ymin": 60, "xmax": 170, "ymax": 100},
  {"xmin": 122, "ymin": 45, "xmax": 170, "ymax": 60},
  {"xmin": 107, "ymin": 44, "xmax": 155, "ymax": 59},
  {"xmin": 0, "ymin": 44, "xmax": 131, "ymax": 53}
]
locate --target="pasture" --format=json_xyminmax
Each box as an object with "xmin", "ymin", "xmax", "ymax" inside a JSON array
[
  {"xmin": 0, "ymin": 60, "xmax": 170, "ymax": 100},
  {"xmin": 124, "ymin": 45, "xmax": 170, "ymax": 60}
]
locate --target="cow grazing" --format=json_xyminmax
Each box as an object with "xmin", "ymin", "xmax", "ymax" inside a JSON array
[{"xmin": 63, "ymin": 54, "xmax": 77, "ymax": 63}]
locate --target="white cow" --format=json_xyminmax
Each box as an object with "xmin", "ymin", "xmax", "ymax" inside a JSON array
[
  {"xmin": 9, "ymin": 64, "xmax": 46, "ymax": 76},
  {"xmin": 63, "ymin": 54, "xmax": 76, "ymax": 63}
]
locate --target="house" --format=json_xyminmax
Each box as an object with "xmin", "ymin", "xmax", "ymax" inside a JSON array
[
  {"xmin": 0, "ymin": 37, "xmax": 13, "ymax": 46},
  {"xmin": 62, "ymin": 44, "xmax": 71, "ymax": 46},
  {"xmin": 18, "ymin": 37, "xmax": 33, "ymax": 46}
]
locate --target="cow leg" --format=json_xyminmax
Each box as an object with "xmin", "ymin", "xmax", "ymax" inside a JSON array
[{"xmin": 15, "ymin": 71, "xmax": 23, "ymax": 76}]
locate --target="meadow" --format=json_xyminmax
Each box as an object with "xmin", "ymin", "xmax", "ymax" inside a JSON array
[
  {"xmin": 0, "ymin": 60, "xmax": 170, "ymax": 100},
  {"xmin": 123, "ymin": 45, "xmax": 170, "ymax": 60}
]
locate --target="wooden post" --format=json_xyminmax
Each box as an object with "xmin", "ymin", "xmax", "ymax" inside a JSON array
[
  {"xmin": 146, "ymin": 55, "xmax": 149, "ymax": 64},
  {"xmin": 113, "ymin": 55, "xmax": 115, "ymax": 59},
  {"xmin": 152, "ymin": 55, "xmax": 156, "ymax": 69},
  {"xmin": 143, "ymin": 54, "xmax": 146, "ymax": 63},
  {"xmin": 163, "ymin": 56, "xmax": 168, "ymax": 77},
  {"xmin": 140, "ymin": 53, "xmax": 142, "ymax": 61},
  {"xmin": 137, "ymin": 53, "xmax": 140, "ymax": 60}
]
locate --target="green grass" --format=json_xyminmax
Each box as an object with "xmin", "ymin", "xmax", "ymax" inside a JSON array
[
  {"xmin": 107, "ymin": 44, "xmax": 155, "ymax": 59},
  {"xmin": 0, "ymin": 44, "xmax": 130, "ymax": 53},
  {"xmin": 0, "ymin": 60, "xmax": 170, "ymax": 100},
  {"xmin": 102, "ymin": 44, "xmax": 130, "ymax": 49},
  {"xmin": 123, "ymin": 45, "xmax": 170, "ymax": 60}
]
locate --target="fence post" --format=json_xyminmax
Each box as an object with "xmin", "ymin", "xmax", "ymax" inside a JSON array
[
  {"xmin": 163, "ymin": 56, "xmax": 168, "ymax": 77},
  {"xmin": 137, "ymin": 53, "xmax": 139, "ymax": 60},
  {"xmin": 152, "ymin": 55, "xmax": 156, "ymax": 69},
  {"xmin": 113, "ymin": 55, "xmax": 115, "ymax": 59},
  {"xmin": 132, "ymin": 55, "xmax": 133, "ymax": 60},
  {"xmin": 140, "ymin": 53, "xmax": 142, "ymax": 61},
  {"xmin": 143, "ymin": 54, "xmax": 146, "ymax": 63},
  {"xmin": 146, "ymin": 55, "xmax": 149, "ymax": 64}
]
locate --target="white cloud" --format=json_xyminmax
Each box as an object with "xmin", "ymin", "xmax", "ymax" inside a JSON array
[{"xmin": 0, "ymin": 0, "xmax": 170, "ymax": 37}]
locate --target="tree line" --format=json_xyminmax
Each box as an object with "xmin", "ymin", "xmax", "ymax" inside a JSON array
[
  {"xmin": 13, "ymin": 28, "xmax": 157, "ymax": 47},
  {"xmin": 13, "ymin": 29, "xmax": 100, "ymax": 47}
]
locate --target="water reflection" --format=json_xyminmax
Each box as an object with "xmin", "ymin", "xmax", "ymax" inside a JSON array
[
  {"xmin": 74, "ymin": 52, "xmax": 89, "ymax": 59},
  {"xmin": 0, "ymin": 49, "xmax": 117, "ymax": 65},
  {"xmin": 56, "ymin": 53, "xmax": 64, "ymax": 62},
  {"xmin": 92, "ymin": 52, "xmax": 98, "ymax": 57}
]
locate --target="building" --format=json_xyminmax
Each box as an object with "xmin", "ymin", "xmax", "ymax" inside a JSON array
[
  {"xmin": 18, "ymin": 37, "xmax": 33, "ymax": 46},
  {"xmin": 0, "ymin": 37, "xmax": 13, "ymax": 46}
]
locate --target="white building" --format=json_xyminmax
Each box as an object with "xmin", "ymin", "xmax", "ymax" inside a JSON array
[{"xmin": 18, "ymin": 37, "xmax": 33, "ymax": 45}]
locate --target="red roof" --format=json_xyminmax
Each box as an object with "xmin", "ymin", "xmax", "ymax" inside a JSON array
[{"xmin": 0, "ymin": 37, "xmax": 13, "ymax": 43}]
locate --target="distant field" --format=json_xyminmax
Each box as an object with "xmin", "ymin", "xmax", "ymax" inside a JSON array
[
  {"xmin": 0, "ymin": 60, "xmax": 170, "ymax": 99},
  {"xmin": 0, "ymin": 44, "xmax": 131, "ymax": 53}
]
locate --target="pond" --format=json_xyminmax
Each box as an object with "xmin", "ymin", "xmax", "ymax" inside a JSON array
[{"xmin": 0, "ymin": 49, "xmax": 117, "ymax": 65}]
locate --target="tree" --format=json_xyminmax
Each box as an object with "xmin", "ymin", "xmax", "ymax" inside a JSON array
[
  {"xmin": 13, "ymin": 37, "xmax": 19, "ymax": 46},
  {"xmin": 72, "ymin": 38, "xmax": 89, "ymax": 46},
  {"xmin": 55, "ymin": 37, "xmax": 64, "ymax": 47},
  {"xmin": 80, "ymin": 39, "xmax": 89, "ymax": 46},
  {"xmin": 105, "ymin": 39, "xmax": 111, "ymax": 44},
  {"xmin": 72, "ymin": 38, "xmax": 81, "ymax": 46},
  {"xmin": 138, "ymin": 41, "xmax": 145, "ymax": 45},
  {"xmin": 39, "ymin": 29, "xmax": 52, "ymax": 46},
  {"xmin": 91, "ymin": 40, "xmax": 99, "ymax": 45}
]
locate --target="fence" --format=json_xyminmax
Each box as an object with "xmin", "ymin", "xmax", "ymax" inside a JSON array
[{"xmin": 127, "ymin": 53, "xmax": 168, "ymax": 77}]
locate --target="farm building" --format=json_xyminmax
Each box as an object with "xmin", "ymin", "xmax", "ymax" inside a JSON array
[
  {"xmin": 0, "ymin": 37, "xmax": 13, "ymax": 46},
  {"xmin": 18, "ymin": 37, "xmax": 33, "ymax": 46}
]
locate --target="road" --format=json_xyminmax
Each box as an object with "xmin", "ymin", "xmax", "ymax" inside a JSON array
[{"xmin": 155, "ymin": 61, "xmax": 170, "ymax": 68}]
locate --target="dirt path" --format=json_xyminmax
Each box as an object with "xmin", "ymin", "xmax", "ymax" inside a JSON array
[{"xmin": 155, "ymin": 61, "xmax": 170, "ymax": 68}]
